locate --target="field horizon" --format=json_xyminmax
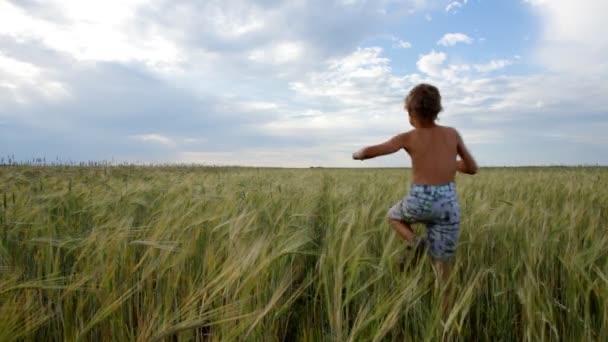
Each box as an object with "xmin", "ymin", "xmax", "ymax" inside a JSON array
[{"xmin": 2, "ymin": 160, "xmax": 608, "ymax": 169}]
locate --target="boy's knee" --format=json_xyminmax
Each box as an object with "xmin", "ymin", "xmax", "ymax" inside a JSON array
[{"xmin": 387, "ymin": 217, "xmax": 401, "ymax": 226}]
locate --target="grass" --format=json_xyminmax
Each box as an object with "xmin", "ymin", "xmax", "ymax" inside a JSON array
[{"xmin": 0, "ymin": 165, "xmax": 607, "ymax": 341}]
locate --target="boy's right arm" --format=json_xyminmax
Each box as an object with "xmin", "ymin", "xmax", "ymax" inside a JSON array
[
  {"xmin": 455, "ymin": 130, "xmax": 478, "ymax": 174},
  {"xmin": 352, "ymin": 132, "xmax": 410, "ymax": 160}
]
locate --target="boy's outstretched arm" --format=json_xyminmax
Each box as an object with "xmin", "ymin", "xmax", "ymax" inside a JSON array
[
  {"xmin": 353, "ymin": 133, "xmax": 408, "ymax": 160},
  {"xmin": 456, "ymin": 130, "xmax": 478, "ymax": 174}
]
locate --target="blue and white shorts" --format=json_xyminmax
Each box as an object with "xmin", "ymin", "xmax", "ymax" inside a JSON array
[{"xmin": 387, "ymin": 182, "xmax": 460, "ymax": 260}]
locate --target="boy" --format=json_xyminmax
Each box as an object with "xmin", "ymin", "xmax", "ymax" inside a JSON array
[{"xmin": 352, "ymin": 83, "xmax": 477, "ymax": 311}]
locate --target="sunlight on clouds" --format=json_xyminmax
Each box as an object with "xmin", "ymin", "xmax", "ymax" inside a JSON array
[
  {"xmin": 0, "ymin": 52, "xmax": 69, "ymax": 103},
  {"xmin": 525, "ymin": 0, "xmax": 608, "ymax": 72},
  {"xmin": 273, "ymin": 42, "xmax": 304, "ymax": 63},
  {"xmin": 0, "ymin": 1, "xmax": 182, "ymax": 70},
  {"xmin": 0, "ymin": 52, "xmax": 39, "ymax": 79},
  {"xmin": 288, "ymin": 47, "xmax": 404, "ymax": 105}
]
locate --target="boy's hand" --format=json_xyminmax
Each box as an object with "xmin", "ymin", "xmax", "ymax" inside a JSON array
[
  {"xmin": 456, "ymin": 130, "xmax": 478, "ymax": 174},
  {"xmin": 352, "ymin": 150, "xmax": 364, "ymax": 160}
]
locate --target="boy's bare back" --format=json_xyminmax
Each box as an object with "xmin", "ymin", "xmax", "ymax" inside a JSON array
[{"xmin": 396, "ymin": 125, "xmax": 476, "ymax": 184}]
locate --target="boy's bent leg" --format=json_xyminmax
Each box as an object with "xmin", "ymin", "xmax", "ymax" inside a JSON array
[
  {"xmin": 387, "ymin": 197, "xmax": 428, "ymax": 268},
  {"xmin": 387, "ymin": 218, "xmax": 417, "ymax": 242},
  {"xmin": 387, "ymin": 197, "xmax": 419, "ymax": 242}
]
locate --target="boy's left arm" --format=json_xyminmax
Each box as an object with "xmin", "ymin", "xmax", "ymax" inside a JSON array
[{"xmin": 353, "ymin": 133, "xmax": 408, "ymax": 160}]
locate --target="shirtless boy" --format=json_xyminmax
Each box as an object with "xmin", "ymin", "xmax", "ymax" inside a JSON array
[{"xmin": 352, "ymin": 83, "xmax": 477, "ymax": 310}]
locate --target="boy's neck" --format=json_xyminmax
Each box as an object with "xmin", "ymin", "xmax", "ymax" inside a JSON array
[{"xmin": 416, "ymin": 121, "xmax": 436, "ymax": 128}]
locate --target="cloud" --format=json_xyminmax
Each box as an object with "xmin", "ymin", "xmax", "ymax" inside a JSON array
[
  {"xmin": 0, "ymin": 1, "xmax": 182, "ymax": 72},
  {"xmin": 525, "ymin": 0, "xmax": 608, "ymax": 73},
  {"xmin": 473, "ymin": 59, "xmax": 513, "ymax": 72},
  {"xmin": 391, "ymin": 38, "xmax": 412, "ymax": 49},
  {"xmin": 130, "ymin": 134, "xmax": 175, "ymax": 146},
  {"xmin": 288, "ymin": 47, "xmax": 399, "ymax": 102},
  {"xmin": 445, "ymin": 0, "xmax": 467, "ymax": 13},
  {"xmin": 445, "ymin": 2, "xmax": 462, "ymax": 12},
  {"xmin": 238, "ymin": 101, "xmax": 279, "ymax": 111},
  {"xmin": 1, "ymin": 0, "xmax": 607, "ymax": 167},
  {"xmin": 437, "ymin": 33, "xmax": 473, "ymax": 46},
  {"xmin": 248, "ymin": 41, "xmax": 305, "ymax": 64},
  {"xmin": 3, "ymin": 0, "xmax": 442, "ymax": 166},
  {"xmin": 416, "ymin": 50, "xmax": 447, "ymax": 77},
  {"xmin": 0, "ymin": 51, "xmax": 69, "ymax": 104}
]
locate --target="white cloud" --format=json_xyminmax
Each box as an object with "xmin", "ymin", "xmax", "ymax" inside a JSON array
[
  {"xmin": 437, "ymin": 33, "xmax": 473, "ymax": 46},
  {"xmin": 416, "ymin": 50, "xmax": 447, "ymax": 77},
  {"xmin": 525, "ymin": 0, "xmax": 608, "ymax": 73},
  {"xmin": 288, "ymin": 47, "xmax": 402, "ymax": 104},
  {"xmin": 0, "ymin": 52, "xmax": 69, "ymax": 103},
  {"xmin": 287, "ymin": 45, "xmax": 607, "ymax": 142},
  {"xmin": 130, "ymin": 134, "xmax": 175, "ymax": 146},
  {"xmin": 0, "ymin": 1, "xmax": 182, "ymax": 70},
  {"xmin": 239, "ymin": 101, "xmax": 280, "ymax": 111},
  {"xmin": 248, "ymin": 41, "xmax": 304, "ymax": 64},
  {"xmin": 445, "ymin": 0, "xmax": 467, "ymax": 13},
  {"xmin": 415, "ymin": 51, "xmax": 473, "ymax": 81},
  {"xmin": 0, "ymin": 52, "xmax": 39, "ymax": 79},
  {"xmin": 474, "ymin": 59, "xmax": 513, "ymax": 72},
  {"xmin": 391, "ymin": 37, "xmax": 412, "ymax": 49},
  {"xmin": 445, "ymin": 2, "xmax": 462, "ymax": 12}
]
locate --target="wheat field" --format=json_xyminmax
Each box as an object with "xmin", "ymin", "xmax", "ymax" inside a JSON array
[{"xmin": 0, "ymin": 166, "xmax": 607, "ymax": 341}]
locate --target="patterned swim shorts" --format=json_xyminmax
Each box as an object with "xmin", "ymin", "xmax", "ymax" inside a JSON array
[{"xmin": 387, "ymin": 183, "xmax": 460, "ymax": 260}]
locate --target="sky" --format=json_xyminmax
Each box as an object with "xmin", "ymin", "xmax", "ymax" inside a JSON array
[{"xmin": 0, "ymin": 0, "xmax": 607, "ymax": 167}]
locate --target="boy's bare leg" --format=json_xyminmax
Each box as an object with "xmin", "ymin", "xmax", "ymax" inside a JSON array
[
  {"xmin": 388, "ymin": 218, "xmax": 417, "ymax": 242},
  {"xmin": 432, "ymin": 260, "xmax": 454, "ymax": 321}
]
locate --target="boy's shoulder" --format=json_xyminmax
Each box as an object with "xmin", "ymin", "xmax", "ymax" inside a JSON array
[
  {"xmin": 436, "ymin": 124, "xmax": 457, "ymax": 132},
  {"xmin": 436, "ymin": 125, "xmax": 461, "ymax": 138}
]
